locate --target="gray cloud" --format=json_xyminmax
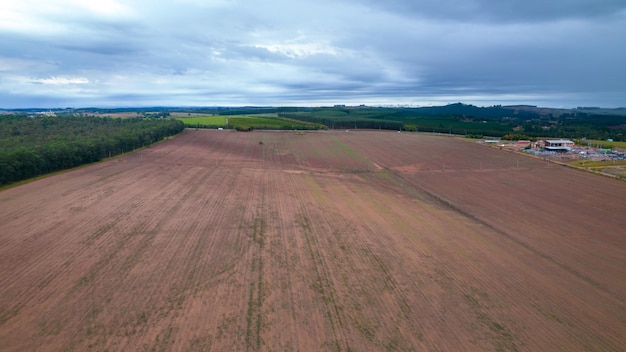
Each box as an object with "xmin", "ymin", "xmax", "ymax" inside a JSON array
[
  {"xmin": 0, "ymin": 0, "xmax": 624, "ymax": 108},
  {"xmin": 361, "ymin": 0, "xmax": 626, "ymax": 22}
]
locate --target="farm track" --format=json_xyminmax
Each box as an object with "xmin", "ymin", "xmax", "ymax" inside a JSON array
[
  {"xmin": 392, "ymin": 169, "xmax": 619, "ymax": 302},
  {"xmin": 1, "ymin": 130, "xmax": 625, "ymax": 351}
]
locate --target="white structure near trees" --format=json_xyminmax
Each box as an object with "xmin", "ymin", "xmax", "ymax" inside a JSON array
[{"xmin": 544, "ymin": 139, "xmax": 574, "ymax": 151}]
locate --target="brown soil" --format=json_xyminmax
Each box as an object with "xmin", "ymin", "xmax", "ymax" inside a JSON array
[{"xmin": 1, "ymin": 130, "xmax": 624, "ymax": 351}]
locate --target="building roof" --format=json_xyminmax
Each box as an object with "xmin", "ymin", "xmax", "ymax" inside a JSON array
[
  {"xmin": 545, "ymin": 139, "xmax": 574, "ymax": 144},
  {"xmin": 545, "ymin": 146, "xmax": 572, "ymax": 150}
]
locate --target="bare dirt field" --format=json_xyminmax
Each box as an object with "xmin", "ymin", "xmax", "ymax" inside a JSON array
[{"xmin": 1, "ymin": 130, "xmax": 625, "ymax": 351}]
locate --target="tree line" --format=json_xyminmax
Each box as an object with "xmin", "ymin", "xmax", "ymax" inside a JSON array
[
  {"xmin": 0, "ymin": 115, "xmax": 184, "ymax": 186},
  {"xmin": 278, "ymin": 106, "xmax": 625, "ymax": 139}
]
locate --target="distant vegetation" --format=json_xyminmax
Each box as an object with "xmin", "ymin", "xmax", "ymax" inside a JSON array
[
  {"xmin": 227, "ymin": 114, "xmax": 326, "ymax": 131},
  {"xmin": 176, "ymin": 115, "xmax": 228, "ymax": 128},
  {"xmin": 502, "ymin": 134, "xmax": 535, "ymax": 141},
  {"xmin": 0, "ymin": 115, "xmax": 184, "ymax": 186},
  {"xmin": 8, "ymin": 104, "xmax": 621, "ymax": 140},
  {"xmin": 165, "ymin": 103, "xmax": 625, "ymax": 140},
  {"xmin": 576, "ymin": 139, "xmax": 626, "ymax": 150},
  {"xmin": 176, "ymin": 113, "xmax": 326, "ymax": 131},
  {"xmin": 2, "ymin": 103, "xmax": 624, "ymax": 186},
  {"xmin": 273, "ymin": 104, "xmax": 626, "ymax": 140}
]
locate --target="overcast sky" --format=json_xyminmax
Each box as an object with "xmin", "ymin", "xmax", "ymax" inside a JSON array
[{"xmin": 1, "ymin": 0, "xmax": 625, "ymax": 108}]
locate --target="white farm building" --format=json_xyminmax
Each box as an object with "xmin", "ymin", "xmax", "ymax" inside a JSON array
[{"xmin": 544, "ymin": 139, "xmax": 575, "ymax": 152}]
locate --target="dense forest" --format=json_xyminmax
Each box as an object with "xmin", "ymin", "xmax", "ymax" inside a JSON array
[{"xmin": 0, "ymin": 115, "xmax": 184, "ymax": 186}]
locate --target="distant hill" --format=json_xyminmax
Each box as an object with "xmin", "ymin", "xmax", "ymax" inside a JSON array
[{"xmin": 502, "ymin": 105, "xmax": 626, "ymax": 118}]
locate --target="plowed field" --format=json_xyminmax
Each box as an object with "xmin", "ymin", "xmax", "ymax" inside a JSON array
[{"xmin": 1, "ymin": 130, "xmax": 625, "ymax": 351}]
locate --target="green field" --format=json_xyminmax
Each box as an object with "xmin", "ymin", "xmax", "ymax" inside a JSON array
[
  {"xmin": 580, "ymin": 139, "xmax": 626, "ymax": 149},
  {"xmin": 176, "ymin": 113, "xmax": 325, "ymax": 131},
  {"xmin": 228, "ymin": 114, "xmax": 324, "ymax": 131},
  {"xmin": 569, "ymin": 159, "xmax": 626, "ymax": 167},
  {"xmin": 568, "ymin": 159, "xmax": 626, "ymax": 179},
  {"xmin": 177, "ymin": 115, "xmax": 228, "ymax": 127}
]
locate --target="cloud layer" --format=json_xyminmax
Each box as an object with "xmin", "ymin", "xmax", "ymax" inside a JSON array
[{"xmin": 1, "ymin": 0, "xmax": 625, "ymax": 108}]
